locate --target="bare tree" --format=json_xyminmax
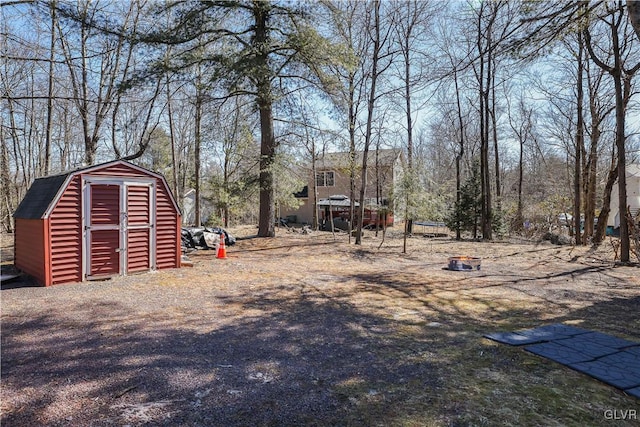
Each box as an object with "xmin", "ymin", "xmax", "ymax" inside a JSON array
[
  {"xmin": 193, "ymin": 64, "xmax": 204, "ymax": 227},
  {"xmin": 355, "ymin": 0, "xmax": 394, "ymax": 245},
  {"xmin": 574, "ymin": 27, "xmax": 586, "ymax": 245},
  {"xmin": 507, "ymin": 92, "xmax": 536, "ymax": 232},
  {"xmin": 323, "ymin": 0, "xmax": 368, "ymax": 243},
  {"xmin": 208, "ymin": 96, "xmax": 258, "ymax": 227},
  {"xmin": 56, "ymin": 1, "xmax": 121, "ymax": 164},
  {"xmin": 584, "ymin": 1, "xmax": 640, "ymax": 262},
  {"xmin": 44, "ymin": 0, "xmax": 57, "ymax": 175},
  {"xmin": 0, "ymin": 126, "xmax": 14, "ymax": 232},
  {"xmin": 470, "ymin": 0, "xmax": 512, "ymax": 240},
  {"xmin": 583, "ymin": 53, "xmax": 615, "ymax": 243},
  {"xmin": 392, "ymin": 0, "xmax": 438, "ymax": 250},
  {"xmin": 433, "ymin": 7, "xmax": 470, "ymax": 240}
]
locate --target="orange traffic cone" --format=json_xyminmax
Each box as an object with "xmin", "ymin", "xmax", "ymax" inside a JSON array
[{"xmin": 217, "ymin": 233, "xmax": 227, "ymax": 259}]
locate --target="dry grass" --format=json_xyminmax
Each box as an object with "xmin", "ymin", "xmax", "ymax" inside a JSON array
[
  {"xmin": 0, "ymin": 233, "xmax": 14, "ymax": 266},
  {"xmin": 1, "ymin": 227, "xmax": 639, "ymax": 426}
]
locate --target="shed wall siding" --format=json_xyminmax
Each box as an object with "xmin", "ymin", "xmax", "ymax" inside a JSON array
[
  {"xmin": 127, "ymin": 185, "xmax": 151, "ymax": 272},
  {"xmin": 15, "ymin": 161, "xmax": 180, "ymax": 286},
  {"xmin": 49, "ymin": 175, "xmax": 82, "ymax": 284},
  {"xmin": 127, "ymin": 185, "xmax": 150, "ymax": 224},
  {"xmin": 156, "ymin": 178, "xmax": 179, "ymax": 269},
  {"xmin": 84, "ymin": 164, "xmax": 179, "ymax": 270},
  {"xmin": 14, "ymin": 218, "xmax": 47, "ymax": 285},
  {"xmin": 89, "ymin": 164, "xmax": 150, "ymax": 179},
  {"xmin": 127, "ymin": 229, "xmax": 150, "ymax": 272},
  {"xmin": 90, "ymin": 229, "xmax": 120, "ymax": 276}
]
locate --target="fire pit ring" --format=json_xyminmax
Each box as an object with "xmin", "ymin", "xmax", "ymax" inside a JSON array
[{"xmin": 448, "ymin": 256, "xmax": 481, "ymax": 271}]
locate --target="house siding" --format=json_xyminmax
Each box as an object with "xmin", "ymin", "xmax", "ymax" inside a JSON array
[
  {"xmin": 281, "ymin": 150, "xmax": 402, "ymax": 225},
  {"xmin": 607, "ymin": 165, "xmax": 640, "ymax": 228}
]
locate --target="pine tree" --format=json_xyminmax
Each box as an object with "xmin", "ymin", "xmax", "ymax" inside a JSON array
[{"xmin": 446, "ymin": 159, "xmax": 482, "ymax": 239}]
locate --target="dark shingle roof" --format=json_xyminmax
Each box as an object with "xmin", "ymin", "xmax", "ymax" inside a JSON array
[{"xmin": 13, "ymin": 172, "xmax": 71, "ymax": 219}]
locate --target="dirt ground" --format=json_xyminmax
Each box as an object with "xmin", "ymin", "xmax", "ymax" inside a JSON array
[{"xmin": 1, "ymin": 227, "xmax": 639, "ymax": 426}]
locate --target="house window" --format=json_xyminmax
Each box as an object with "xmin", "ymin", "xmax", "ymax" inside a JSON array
[{"xmin": 316, "ymin": 171, "xmax": 334, "ymax": 187}]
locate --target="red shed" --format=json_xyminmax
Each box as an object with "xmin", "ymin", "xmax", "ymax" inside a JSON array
[{"xmin": 13, "ymin": 160, "xmax": 181, "ymax": 286}]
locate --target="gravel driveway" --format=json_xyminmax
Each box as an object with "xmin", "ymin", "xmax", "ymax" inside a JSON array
[{"xmin": 2, "ymin": 231, "xmax": 639, "ymax": 426}]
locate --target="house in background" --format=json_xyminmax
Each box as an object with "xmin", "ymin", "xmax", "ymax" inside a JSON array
[
  {"xmin": 280, "ymin": 149, "xmax": 404, "ymax": 227},
  {"xmin": 608, "ymin": 163, "xmax": 640, "ymax": 232},
  {"xmin": 182, "ymin": 189, "xmax": 216, "ymax": 226},
  {"xmin": 182, "ymin": 189, "xmax": 196, "ymax": 225}
]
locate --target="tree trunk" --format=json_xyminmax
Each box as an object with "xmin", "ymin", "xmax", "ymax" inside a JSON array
[
  {"xmin": 583, "ymin": 124, "xmax": 599, "ymax": 241},
  {"xmin": 491, "ymin": 59, "xmax": 500, "ymax": 208},
  {"xmin": 627, "ymin": 0, "xmax": 640, "ymax": 43},
  {"xmin": 594, "ymin": 155, "xmax": 618, "ymax": 244},
  {"xmin": 483, "ymin": 35, "xmax": 493, "ymax": 241},
  {"xmin": 80, "ymin": 21, "xmax": 94, "ymax": 164},
  {"xmin": 223, "ymin": 154, "xmax": 230, "ymax": 228},
  {"xmin": 574, "ymin": 33, "xmax": 585, "ymax": 245},
  {"xmin": 375, "ymin": 143, "xmax": 380, "ymax": 237},
  {"xmin": 477, "ymin": 2, "xmax": 493, "ymax": 240},
  {"xmin": 356, "ymin": 0, "xmax": 382, "ymax": 245},
  {"xmin": 194, "ymin": 86, "xmax": 202, "ymax": 227},
  {"xmin": 348, "ymin": 75, "xmax": 356, "ymax": 244},
  {"xmin": 454, "ymin": 68, "xmax": 464, "ymax": 241},
  {"xmin": 312, "ymin": 144, "xmax": 318, "ymax": 230},
  {"xmin": 255, "ymin": 89, "xmax": 277, "ymax": 238},
  {"xmin": 222, "ymin": 106, "xmax": 231, "ymax": 228},
  {"xmin": 44, "ymin": 1, "xmax": 57, "ymax": 175},
  {"xmin": 404, "ymin": 27, "xmax": 413, "ymax": 237},
  {"xmin": 614, "ymin": 69, "xmax": 629, "ymax": 262},
  {"xmin": 517, "ymin": 131, "xmax": 524, "ymax": 228},
  {"xmin": 254, "ymin": 2, "xmax": 277, "ymax": 238},
  {"xmin": 612, "ymin": 35, "xmax": 630, "ymax": 262},
  {"xmin": 167, "ymin": 78, "xmax": 179, "ymax": 200},
  {"xmin": 0, "ymin": 135, "xmax": 14, "ymax": 233}
]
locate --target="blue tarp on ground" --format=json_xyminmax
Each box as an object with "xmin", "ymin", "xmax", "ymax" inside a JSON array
[{"xmin": 485, "ymin": 324, "xmax": 640, "ymax": 399}]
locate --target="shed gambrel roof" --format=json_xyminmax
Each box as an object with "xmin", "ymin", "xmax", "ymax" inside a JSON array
[
  {"xmin": 13, "ymin": 160, "xmax": 181, "ymax": 220},
  {"xmin": 13, "ymin": 172, "xmax": 72, "ymax": 219}
]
